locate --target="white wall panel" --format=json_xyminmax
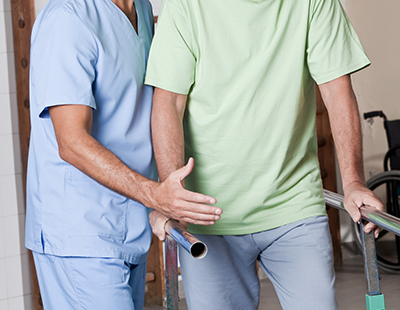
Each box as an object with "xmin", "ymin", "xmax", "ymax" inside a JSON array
[
  {"xmin": 0, "ymin": 0, "xmax": 10, "ymax": 12},
  {"xmin": 3, "ymin": 215, "xmax": 21, "ymax": 257},
  {"xmin": 6, "ymin": 296, "xmax": 25, "ymax": 310},
  {"xmin": 0, "ymin": 258, "xmax": 6, "ymax": 300},
  {"xmin": 0, "ymin": 94, "xmax": 12, "ymax": 136},
  {"xmin": 0, "ymin": 135, "xmax": 15, "ymax": 176},
  {"xmin": 5, "ymin": 256, "xmax": 24, "ymax": 298},
  {"xmin": 0, "ymin": 218, "xmax": 5, "ymax": 259},
  {"xmin": 0, "ymin": 175, "xmax": 19, "ymax": 217}
]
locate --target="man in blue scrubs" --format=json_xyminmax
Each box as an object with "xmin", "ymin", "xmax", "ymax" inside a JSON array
[{"xmin": 25, "ymin": 0, "xmax": 222, "ymax": 309}]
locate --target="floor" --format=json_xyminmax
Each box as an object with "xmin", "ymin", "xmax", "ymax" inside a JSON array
[{"xmin": 144, "ymin": 243, "xmax": 400, "ymax": 310}]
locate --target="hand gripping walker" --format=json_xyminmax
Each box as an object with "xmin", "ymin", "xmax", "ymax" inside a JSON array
[{"xmin": 324, "ymin": 189, "xmax": 400, "ymax": 310}]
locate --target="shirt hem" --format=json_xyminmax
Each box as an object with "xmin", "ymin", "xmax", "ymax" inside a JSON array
[
  {"xmin": 144, "ymin": 77, "xmax": 190, "ymax": 95},
  {"xmin": 314, "ymin": 60, "xmax": 371, "ymax": 85},
  {"xmin": 187, "ymin": 211, "xmax": 328, "ymax": 236}
]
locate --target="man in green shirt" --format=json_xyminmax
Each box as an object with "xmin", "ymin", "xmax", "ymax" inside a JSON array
[{"xmin": 145, "ymin": 0, "xmax": 383, "ymax": 309}]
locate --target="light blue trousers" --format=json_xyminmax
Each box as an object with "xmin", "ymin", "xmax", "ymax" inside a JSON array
[
  {"xmin": 32, "ymin": 253, "xmax": 147, "ymax": 310},
  {"xmin": 179, "ymin": 216, "xmax": 338, "ymax": 310}
]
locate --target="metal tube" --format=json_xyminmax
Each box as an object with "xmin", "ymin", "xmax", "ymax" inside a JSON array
[
  {"xmin": 165, "ymin": 220, "xmax": 208, "ymax": 259},
  {"xmin": 323, "ymin": 189, "xmax": 400, "ymax": 237},
  {"xmin": 359, "ymin": 224, "xmax": 381, "ymax": 296},
  {"xmin": 165, "ymin": 236, "xmax": 179, "ymax": 310}
]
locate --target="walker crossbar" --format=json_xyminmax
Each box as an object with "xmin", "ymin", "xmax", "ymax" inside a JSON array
[
  {"xmin": 324, "ymin": 189, "xmax": 400, "ymax": 236},
  {"xmin": 324, "ymin": 189, "xmax": 387, "ymax": 310}
]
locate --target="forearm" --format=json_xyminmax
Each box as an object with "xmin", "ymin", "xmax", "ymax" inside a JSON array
[
  {"xmin": 319, "ymin": 75, "xmax": 366, "ymax": 188},
  {"xmin": 58, "ymin": 130, "xmax": 157, "ymax": 208},
  {"xmin": 318, "ymin": 75, "xmax": 383, "ymax": 233},
  {"xmin": 151, "ymin": 87, "xmax": 187, "ymax": 181}
]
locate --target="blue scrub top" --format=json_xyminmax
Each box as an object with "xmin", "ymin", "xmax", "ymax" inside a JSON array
[{"xmin": 26, "ymin": 0, "xmax": 157, "ymax": 264}]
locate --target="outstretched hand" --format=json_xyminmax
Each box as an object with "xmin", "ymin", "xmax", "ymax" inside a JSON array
[
  {"xmin": 150, "ymin": 158, "xmax": 222, "ymax": 226},
  {"xmin": 343, "ymin": 181, "xmax": 384, "ymax": 238}
]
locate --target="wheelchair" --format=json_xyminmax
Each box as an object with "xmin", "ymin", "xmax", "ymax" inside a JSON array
[{"xmin": 353, "ymin": 110, "xmax": 400, "ymax": 273}]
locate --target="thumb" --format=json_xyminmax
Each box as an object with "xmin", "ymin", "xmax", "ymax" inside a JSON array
[
  {"xmin": 155, "ymin": 230, "xmax": 166, "ymax": 241},
  {"xmin": 175, "ymin": 157, "xmax": 195, "ymax": 182}
]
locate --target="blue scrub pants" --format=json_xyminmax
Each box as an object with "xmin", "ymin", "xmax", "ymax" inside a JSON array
[
  {"xmin": 179, "ymin": 216, "xmax": 338, "ymax": 310},
  {"xmin": 32, "ymin": 252, "xmax": 147, "ymax": 310}
]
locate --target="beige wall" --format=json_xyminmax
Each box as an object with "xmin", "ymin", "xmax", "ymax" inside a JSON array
[
  {"xmin": 338, "ymin": 1, "xmax": 400, "ymax": 242},
  {"xmin": 342, "ymin": 0, "xmax": 400, "ymax": 177}
]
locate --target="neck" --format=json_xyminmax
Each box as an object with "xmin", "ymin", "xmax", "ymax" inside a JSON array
[
  {"xmin": 112, "ymin": 0, "xmax": 138, "ymax": 33},
  {"xmin": 112, "ymin": 0, "xmax": 135, "ymax": 13}
]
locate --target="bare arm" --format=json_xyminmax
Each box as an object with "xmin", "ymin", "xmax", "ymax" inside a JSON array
[
  {"xmin": 151, "ymin": 88, "xmax": 187, "ymax": 181},
  {"xmin": 49, "ymin": 104, "xmax": 221, "ymax": 224},
  {"xmin": 319, "ymin": 75, "xmax": 383, "ymax": 235},
  {"xmin": 149, "ymin": 88, "xmax": 222, "ymax": 240}
]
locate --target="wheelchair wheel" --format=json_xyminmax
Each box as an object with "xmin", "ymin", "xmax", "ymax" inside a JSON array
[{"xmin": 352, "ymin": 171, "xmax": 400, "ymax": 273}]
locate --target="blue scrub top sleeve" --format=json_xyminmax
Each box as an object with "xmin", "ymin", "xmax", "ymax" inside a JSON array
[{"xmin": 30, "ymin": 7, "xmax": 98, "ymax": 117}]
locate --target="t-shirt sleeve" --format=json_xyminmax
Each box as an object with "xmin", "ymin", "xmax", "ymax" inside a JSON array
[
  {"xmin": 145, "ymin": 0, "xmax": 196, "ymax": 94},
  {"xmin": 307, "ymin": 0, "xmax": 370, "ymax": 85},
  {"xmin": 31, "ymin": 8, "xmax": 97, "ymax": 117}
]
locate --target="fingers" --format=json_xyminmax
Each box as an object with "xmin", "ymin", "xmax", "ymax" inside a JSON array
[
  {"xmin": 363, "ymin": 221, "xmax": 381, "ymax": 238},
  {"xmin": 163, "ymin": 190, "xmax": 221, "ymax": 218},
  {"xmin": 345, "ymin": 202, "xmax": 362, "ymax": 223},
  {"xmin": 343, "ymin": 188, "xmax": 382, "ymax": 238},
  {"xmin": 168, "ymin": 191, "xmax": 221, "ymax": 217},
  {"xmin": 363, "ymin": 221, "xmax": 375, "ymax": 234},
  {"xmin": 363, "ymin": 192, "xmax": 383, "ymax": 238},
  {"xmin": 164, "ymin": 203, "xmax": 222, "ymax": 225},
  {"xmin": 149, "ymin": 210, "xmax": 168, "ymax": 241},
  {"xmin": 362, "ymin": 194, "xmax": 384, "ymax": 212},
  {"xmin": 177, "ymin": 213, "xmax": 220, "ymax": 225},
  {"xmin": 155, "ymin": 159, "xmax": 222, "ymax": 226},
  {"xmin": 374, "ymin": 226, "xmax": 381, "ymax": 239},
  {"xmin": 159, "ymin": 184, "xmax": 221, "ymax": 221},
  {"xmin": 181, "ymin": 189, "xmax": 217, "ymax": 205},
  {"xmin": 343, "ymin": 183, "xmax": 384, "ymax": 222}
]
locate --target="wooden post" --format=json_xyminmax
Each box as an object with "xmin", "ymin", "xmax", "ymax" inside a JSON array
[
  {"xmin": 145, "ymin": 236, "xmax": 165, "ymax": 306},
  {"xmin": 316, "ymin": 85, "xmax": 342, "ymax": 265},
  {"xmin": 10, "ymin": 0, "xmax": 34, "ymax": 192},
  {"xmin": 9, "ymin": 0, "xmax": 43, "ymax": 309}
]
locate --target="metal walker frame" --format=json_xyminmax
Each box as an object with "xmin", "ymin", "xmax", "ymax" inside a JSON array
[{"xmin": 163, "ymin": 190, "xmax": 400, "ymax": 310}]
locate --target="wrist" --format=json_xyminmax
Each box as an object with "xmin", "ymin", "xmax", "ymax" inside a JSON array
[
  {"xmin": 342, "ymin": 180, "xmax": 367, "ymax": 193},
  {"xmin": 139, "ymin": 178, "xmax": 160, "ymax": 210}
]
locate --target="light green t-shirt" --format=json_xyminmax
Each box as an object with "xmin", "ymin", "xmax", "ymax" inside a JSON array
[{"xmin": 145, "ymin": 0, "xmax": 370, "ymax": 235}]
